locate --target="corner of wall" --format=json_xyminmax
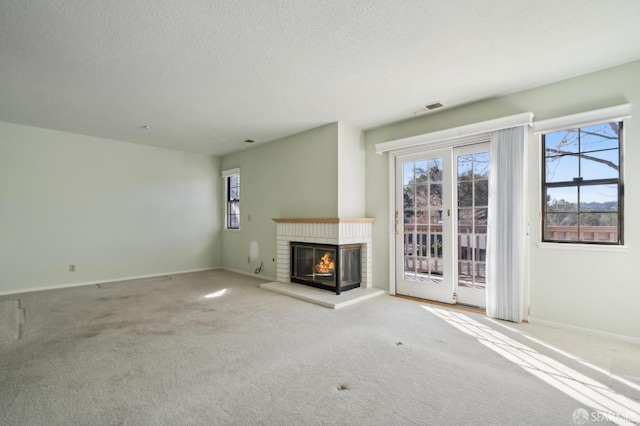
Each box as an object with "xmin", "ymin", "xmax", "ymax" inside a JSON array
[{"xmin": 337, "ymin": 122, "xmax": 366, "ymax": 218}]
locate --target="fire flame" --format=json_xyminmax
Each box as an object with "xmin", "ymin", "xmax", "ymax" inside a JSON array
[{"xmin": 315, "ymin": 252, "xmax": 335, "ymax": 274}]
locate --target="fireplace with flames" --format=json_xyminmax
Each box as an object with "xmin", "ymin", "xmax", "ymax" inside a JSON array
[{"xmin": 290, "ymin": 242, "xmax": 361, "ymax": 294}]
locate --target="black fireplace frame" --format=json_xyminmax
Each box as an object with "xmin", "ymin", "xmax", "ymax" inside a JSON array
[{"xmin": 290, "ymin": 242, "xmax": 361, "ymax": 295}]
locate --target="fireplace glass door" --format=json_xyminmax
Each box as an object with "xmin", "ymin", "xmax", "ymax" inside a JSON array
[
  {"xmin": 290, "ymin": 243, "xmax": 361, "ymax": 294},
  {"xmin": 292, "ymin": 245, "xmax": 337, "ymax": 287}
]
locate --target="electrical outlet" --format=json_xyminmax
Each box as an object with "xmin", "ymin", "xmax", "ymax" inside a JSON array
[{"xmin": 69, "ymin": 264, "xmax": 76, "ymax": 272}]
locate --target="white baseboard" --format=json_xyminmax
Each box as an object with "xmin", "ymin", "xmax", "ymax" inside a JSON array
[
  {"xmin": 528, "ymin": 316, "xmax": 640, "ymax": 345},
  {"xmin": 0, "ymin": 267, "xmax": 221, "ymax": 297},
  {"xmin": 222, "ymin": 267, "xmax": 276, "ymax": 282}
]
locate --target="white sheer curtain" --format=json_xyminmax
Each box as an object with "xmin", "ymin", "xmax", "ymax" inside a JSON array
[{"xmin": 486, "ymin": 126, "xmax": 527, "ymax": 322}]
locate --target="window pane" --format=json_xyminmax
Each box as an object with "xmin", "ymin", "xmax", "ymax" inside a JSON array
[
  {"xmin": 458, "ymin": 182, "xmax": 473, "ymax": 207},
  {"xmin": 431, "ymin": 234, "xmax": 443, "ymax": 258},
  {"xmin": 403, "ymin": 186, "xmax": 414, "ymax": 209},
  {"xmin": 458, "ymin": 261, "xmax": 473, "ymax": 288},
  {"xmin": 432, "ymin": 210, "xmax": 443, "ymax": 225},
  {"xmin": 546, "ymin": 212, "xmax": 578, "ymax": 226},
  {"xmin": 229, "ymin": 186, "xmax": 239, "ymax": 200},
  {"xmin": 580, "ymin": 185, "xmax": 618, "ymax": 211},
  {"xmin": 416, "ymin": 255, "xmax": 429, "ymax": 275},
  {"xmin": 580, "ymin": 123, "xmax": 620, "ymax": 152},
  {"xmin": 228, "ymin": 201, "xmax": 239, "ymax": 216},
  {"xmin": 415, "ymin": 160, "xmax": 428, "ymax": 183},
  {"xmin": 404, "ymin": 256, "xmax": 416, "ymax": 276},
  {"xmin": 596, "ymin": 212, "xmax": 618, "ymax": 227},
  {"xmin": 403, "ymin": 162, "xmax": 414, "ymax": 185},
  {"xmin": 545, "ymin": 214, "xmax": 578, "ymax": 240},
  {"xmin": 457, "ymin": 154, "xmax": 472, "ymax": 180},
  {"xmin": 475, "ymin": 262, "xmax": 486, "ymax": 287},
  {"xmin": 429, "ymin": 158, "xmax": 443, "ymax": 182},
  {"xmin": 458, "ymin": 208, "xmax": 473, "ymax": 227},
  {"xmin": 228, "ymin": 215, "xmax": 239, "ymax": 229},
  {"xmin": 404, "ymin": 209, "xmax": 415, "ymax": 225},
  {"xmin": 545, "ymin": 129, "xmax": 579, "ymax": 154},
  {"xmin": 458, "ymin": 234, "xmax": 476, "ymax": 260},
  {"xmin": 545, "ymin": 154, "xmax": 579, "ymax": 183},
  {"xmin": 458, "ymin": 235, "xmax": 473, "ymax": 260},
  {"xmin": 579, "ymin": 212, "xmax": 618, "ymax": 227},
  {"xmin": 416, "ymin": 232, "xmax": 428, "ymax": 258},
  {"xmin": 228, "ymin": 174, "xmax": 240, "ymax": 200},
  {"xmin": 416, "ymin": 211, "xmax": 431, "ymax": 226},
  {"xmin": 473, "ymin": 152, "xmax": 490, "ymax": 179},
  {"xmin": 546, "ymin": 187, "xmax": 577, "ymax": 212},
  {"xmin": 580, "ymin": 214, "xmax": 618, "ymax": 243},
  {"xmin": 404, "ymin": 232, "xmax": 415, "ymax": 257},
  {"xmin": 430, "ymin": 184, "xmax": 442, "ymax": 207},
  {"xmin": 475, "ymin": 208, "xmax": 488, "ymax": 226},
  {"xmin": 404, "ymin": 228, "xmax": 415, "ymax": 257},
  {"xmin": 415, "ymin": 185, "xmax": 429, "ymax": 209},
  {"xmin": 474, "ymin": 180, "xmax": 488, "ymax": 206},
  {"xmin": 228, "ymin": 200, "xmax": 240, "ymax": 229},
  {"xmin": 477, "ymin": 234, "xmax": 487, "ymax": 261},
  {"xmin": 580, "ymin": 149, "xmax": 619, "ymax": 181}
]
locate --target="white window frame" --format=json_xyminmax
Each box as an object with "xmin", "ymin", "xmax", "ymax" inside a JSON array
[
  {"xmin": 222, "ymin": 168, "xmax": 240, "ymax": 230},
  {"xmin": 534, "ymin": 104, "xmax": 631, "ymax": 250}
]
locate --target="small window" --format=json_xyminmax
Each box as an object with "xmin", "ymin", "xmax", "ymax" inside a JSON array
[
  {"xmin": 223, "ymin": 169, "xmax": 240, "ymax": 230},
  {"xmin": 542, "ymin": 121, "xmax": 623, "ymax": 244}
]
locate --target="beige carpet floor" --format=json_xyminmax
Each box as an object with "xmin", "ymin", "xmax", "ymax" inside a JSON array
[{"xmin": 1, "ymin": 269, "xmax": 638, "ymax": 425}]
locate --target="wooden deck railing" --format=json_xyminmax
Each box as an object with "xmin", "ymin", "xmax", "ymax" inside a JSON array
[
  {"xmin": 403, "ymin": 225, "xmax": 484, "ymax": 276},
  {"xmin": 403, "ymin": 224, "xmax": 617, "ymax": 282},
  {"xmin": 545, "ymin": 226, "xmax": 617, "ymax": 242}
]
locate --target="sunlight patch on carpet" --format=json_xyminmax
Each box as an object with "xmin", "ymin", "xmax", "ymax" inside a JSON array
[{"xmin": 424, "ymin": 306, "xmax": 640, "ymax": 426}]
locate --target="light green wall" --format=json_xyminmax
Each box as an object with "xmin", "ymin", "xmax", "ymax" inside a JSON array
[
  {"xmin": 364, "ymin": 135, "xmax": 389, "ymax": 293},
  {"xmin": 365, "ymin": 59, "xmax": 640, "ymax": 338},
  {"xmin": 0, "ymin": 122, "xmax": 222, "ymax": 294},
  {"xmin": 221, "ymin": 123, "xmax": 339, "ymax": 278},
  {"xmin": 337, "ymin": 122, "xmax": 366, "ymax": 217}
]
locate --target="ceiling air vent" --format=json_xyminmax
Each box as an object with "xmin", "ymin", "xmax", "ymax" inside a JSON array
[{"xmin": 411, "ymin": 102, "xmax": 444, "ymax": 116}]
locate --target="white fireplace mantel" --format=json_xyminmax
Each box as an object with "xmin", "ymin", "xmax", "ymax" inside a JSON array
[{"xmin": 273, "ymin": 218, "xmax": 374, "ymax": 288}]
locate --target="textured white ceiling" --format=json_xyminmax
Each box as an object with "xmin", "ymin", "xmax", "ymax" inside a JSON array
[{"xmin": 1, "ymin": 0, "xmax": 640, "ymax": 155}]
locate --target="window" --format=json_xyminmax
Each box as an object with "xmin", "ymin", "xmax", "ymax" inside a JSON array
[
  {"xmin": 223, "ymin": 169, "xmax": 240, "ymax": 230},
  {"xmin": 542, "ymin": 121, "xmax": 623, "ymax": 244}
]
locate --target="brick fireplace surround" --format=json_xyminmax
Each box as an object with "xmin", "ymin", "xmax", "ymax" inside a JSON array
[{"xmin": 272, "ymin": 218, "xmax": 374, "ymax": 289}]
